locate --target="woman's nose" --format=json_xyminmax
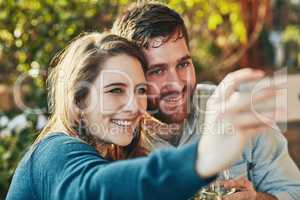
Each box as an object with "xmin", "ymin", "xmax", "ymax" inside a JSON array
[{"xmin": 123, "ymin": 95, "xmax": 139, "ymax": 113}]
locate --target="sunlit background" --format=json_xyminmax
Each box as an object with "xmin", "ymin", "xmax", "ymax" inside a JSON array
[{"xmin": 0, "ymin": 0, "xmax": 299, "ymax": 198}]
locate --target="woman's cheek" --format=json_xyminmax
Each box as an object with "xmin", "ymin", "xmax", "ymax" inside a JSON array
[
  {"xmin": 138, "ymin": 97, "xmax": 147, "ymax": 113},
  {"xmin": 102, "ymin": 95, "xmax": 125, "ymax": 114}
]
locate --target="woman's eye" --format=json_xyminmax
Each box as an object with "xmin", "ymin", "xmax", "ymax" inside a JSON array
[
  {"xmin": 137, "ymin": 87, "xmax": 147, "ymax": 95},
  {"xmin": 108, "ymin": 88, "xmax": 124, "ymax": 94}
]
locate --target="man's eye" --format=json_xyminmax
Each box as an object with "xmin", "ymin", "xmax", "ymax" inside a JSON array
[
  {"xmin": 177, "ymin": 61, "xmax": 190, "ymax": 69},
  {"xmin": 147, "ymin": 68, "xmax": 163, "ymax": 76},
  {"xmin": 108, "ymin": 88, "xmax": 124, "ymax": 94}
]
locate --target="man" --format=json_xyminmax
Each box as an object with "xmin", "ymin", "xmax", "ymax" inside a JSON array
[{"xmin": 112, "ymin": 2, "xmax": 300, "ymax": 200}]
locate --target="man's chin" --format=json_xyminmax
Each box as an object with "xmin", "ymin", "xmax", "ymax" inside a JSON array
[
  {"xmin": 154, "ymin": 109, "xmax": 187, "ymax": 124},
  {"xmin": 166, "ymin": 113, "xmax": 187, "ymax": 124},
  {"xmin": 155, "ymin": 100, "xmax": 189, "ymax": 124}
]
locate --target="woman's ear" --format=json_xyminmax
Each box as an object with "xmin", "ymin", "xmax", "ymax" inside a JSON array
[
  {"xmin": 71, "ymin": 96, "xmax": 87, "ymax": 124},
  {"xmin": 77, "ymin": 100, "xmax": 87, "ymax": 110},
  {"xmin": 74, "ymin": 95, "xmax": 88, "ymax": 110}
]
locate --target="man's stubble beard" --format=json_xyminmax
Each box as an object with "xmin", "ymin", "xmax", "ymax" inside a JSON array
[{"xmin": 148, "ymin": 85, "xmax": 195, "ymax": 125}]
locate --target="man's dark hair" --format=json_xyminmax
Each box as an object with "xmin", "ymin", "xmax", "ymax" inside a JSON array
[{"xmin": 112, "ymin": 1, "xmax": 189, "ymax": 49}]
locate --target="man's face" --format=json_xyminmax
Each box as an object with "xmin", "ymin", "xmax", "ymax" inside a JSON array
[{"xmin": 143, "ymin": 33, "xmax": 196, "ymax": 124}]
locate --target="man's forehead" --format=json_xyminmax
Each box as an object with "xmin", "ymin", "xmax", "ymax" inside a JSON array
[{"xmin": 143, "ymin": 37, "xmax": 190, "ymax": 67}]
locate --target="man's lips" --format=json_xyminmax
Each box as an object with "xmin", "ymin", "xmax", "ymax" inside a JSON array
[
  {"xmin": 160, "ymin": 91, "xmax": 186, "ymax": 106},
  {"xmin": 162, "ymin": 92, "xmax": 182, "ymax": 102}
]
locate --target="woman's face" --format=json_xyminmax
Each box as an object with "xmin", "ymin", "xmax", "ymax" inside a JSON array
[{"xmin": 84, "ymin": 54, "xmax": 147, "ymax": 146}]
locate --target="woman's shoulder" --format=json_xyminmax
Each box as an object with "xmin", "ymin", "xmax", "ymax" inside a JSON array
[
  {"xmin": 36, "ymin": 132, "xmax": 84, "ymax": 146},
  {"xmin": 35, "ymin": 132, "xmax": 85, "ymax": 148},
  {"xmin": 16, "ymin": 132, "xmax": 102, "ymax": 173},
  {"xmin": 31, "ymin": 132, "xmax": 100, "ymax": 161},
  {"xmin": 20, "ymin": 132, "xmax": 105, "ymax": 185}
]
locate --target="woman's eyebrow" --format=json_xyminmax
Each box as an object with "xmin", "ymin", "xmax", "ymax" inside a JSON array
[
  {"xmin": 135, "ymin": 82, "xmax": 148, "ymax": 88},
  {"xmin": 134, "ymin": 82, "xmax": 147, "ymax": 91},
  {"xmin": 104, "ymin": 82, "xmax": 127, "ymax": 88}
]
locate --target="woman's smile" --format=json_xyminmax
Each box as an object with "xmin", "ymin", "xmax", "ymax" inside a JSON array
[{"xmin": 111, "ymin": 117, "xmax": 139, "ymax": 128}]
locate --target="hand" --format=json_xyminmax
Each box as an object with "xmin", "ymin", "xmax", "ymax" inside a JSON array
[
  {"xmin": 196, "ymin": 68, "xmax": 277, "ymax": 177},
  {"xmin": 221, "ymin": 177, "xmax": 257, "ymax": 200}
]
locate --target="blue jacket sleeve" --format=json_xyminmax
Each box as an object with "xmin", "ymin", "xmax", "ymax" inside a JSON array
[{"xmin": 29, "ymin": 133, "xmax": 214, "ymax": 200}]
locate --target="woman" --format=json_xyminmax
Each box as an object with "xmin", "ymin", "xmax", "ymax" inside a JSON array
[{"xmin": 6, "ymin": 32, "xmax": 250, "ymax": 200}]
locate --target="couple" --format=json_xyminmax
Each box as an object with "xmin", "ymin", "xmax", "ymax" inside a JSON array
[{"xmin": 6, "ymin": 2, "xmax": 300, "ymax": 200}]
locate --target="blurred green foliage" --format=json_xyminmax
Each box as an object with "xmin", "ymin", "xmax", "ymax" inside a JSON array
[
  {"xmin": 0, "ymin": 0, "xmax": 131, "ymax": 110},
  {"xmin": 166, "ymin": 0, "xmax": 247, "ymax": 79},
  {"xmin": 0, "ymin": 113, "xmax": 39, "ymax": 198},
  {"xmin": 0, "ymin": 0, "xmax": 247, "ymax": 198},
  {"xmin": 282, "ymin": 25, "xmax": 300, "ymax": 69}
]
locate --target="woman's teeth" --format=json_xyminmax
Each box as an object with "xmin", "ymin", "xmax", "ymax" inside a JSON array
[{"xmin": 111, "ymin": 119, "xmax": 133, "ymax": 127}]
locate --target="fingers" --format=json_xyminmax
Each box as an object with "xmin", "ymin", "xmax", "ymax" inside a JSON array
[
  {"xmin": 216, "ymin": 68, "xmax": 265, "ymax": 100},
  {"xmin": 223, "ymin": 119, "xmax": 273, "ymax": 138},
  {"xmin": 232, "ymin": 111, "xmax": 275, "ymax": 128},
  {"xmin": 220, "ymin": 88, "xmax": 280, "ymax": 135},
  {"xmin": 223, "ymin": 191, "xmax": 256, "ymax": 200},
  {"xmin": 226, "ymin": 88, "xmax": 276, "ymax": 114},
  {"xmin": 220, "ymin": 178, "xmax": 253, "ymax": 191}
]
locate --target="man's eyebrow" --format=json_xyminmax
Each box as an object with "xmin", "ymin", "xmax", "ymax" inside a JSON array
[
  {"xmin": 148, "ymin": 63, "xmax": 168, "ymax": 70},
  {"xmin": 177, "ymin": 55, "xmax": 191, "ymax": 63},
  {"xmin": 104, "ymin": 82, "xmax": 127, "ymax": 88},
  {"xmin": 148, "ymin": 55, "xmax": 191, "ymax": 69}
]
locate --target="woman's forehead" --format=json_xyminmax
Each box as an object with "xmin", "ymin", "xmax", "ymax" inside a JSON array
[{"xmin": 96, "ymin": 54, "xmax": 146, "ymax": 86}]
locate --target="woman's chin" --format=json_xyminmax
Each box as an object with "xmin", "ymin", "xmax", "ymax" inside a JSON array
[
  {"xmin": 114, "ymin": 140, "xmax": 132, "ymax": 147},
  {"xmin": 112, "ymin": 134, "xmax": 134, "ymax": 147}
]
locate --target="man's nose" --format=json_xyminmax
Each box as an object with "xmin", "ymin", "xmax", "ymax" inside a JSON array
[{"xmin": 164, "ymin": 68, "xmax": 184, "ymax": 91}]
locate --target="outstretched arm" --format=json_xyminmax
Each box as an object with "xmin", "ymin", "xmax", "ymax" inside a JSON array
[{"xmin": 31, "ymin": 134, "xmax": 215, "ymax": 200}]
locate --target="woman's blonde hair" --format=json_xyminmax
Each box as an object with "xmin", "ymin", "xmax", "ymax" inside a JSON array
[{"xmin": 36, "ymin": 32, "xmax": 149, "ymax": 160}]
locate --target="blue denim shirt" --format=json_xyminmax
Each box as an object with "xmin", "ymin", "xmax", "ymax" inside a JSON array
[{"xmin": 146, "ymin": 84, "xmax": 300, "ymax": 200}]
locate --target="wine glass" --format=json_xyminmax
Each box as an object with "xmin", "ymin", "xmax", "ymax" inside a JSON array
[
  {"xmin": 215, "ymin": 169, "xmax": 236, "ymax": 196},
  {"xmin": 194, "ymin": 169, "xmax": 236, "ymax": 200}
]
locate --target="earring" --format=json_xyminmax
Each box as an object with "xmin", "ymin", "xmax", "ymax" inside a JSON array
[
  {"xmin": 78, "ymin": 111, "xmax": 94, "ymax": 146},
  {"xmin": 79, "ymin": 111, "xmax": 85, "ymax": 137}
]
